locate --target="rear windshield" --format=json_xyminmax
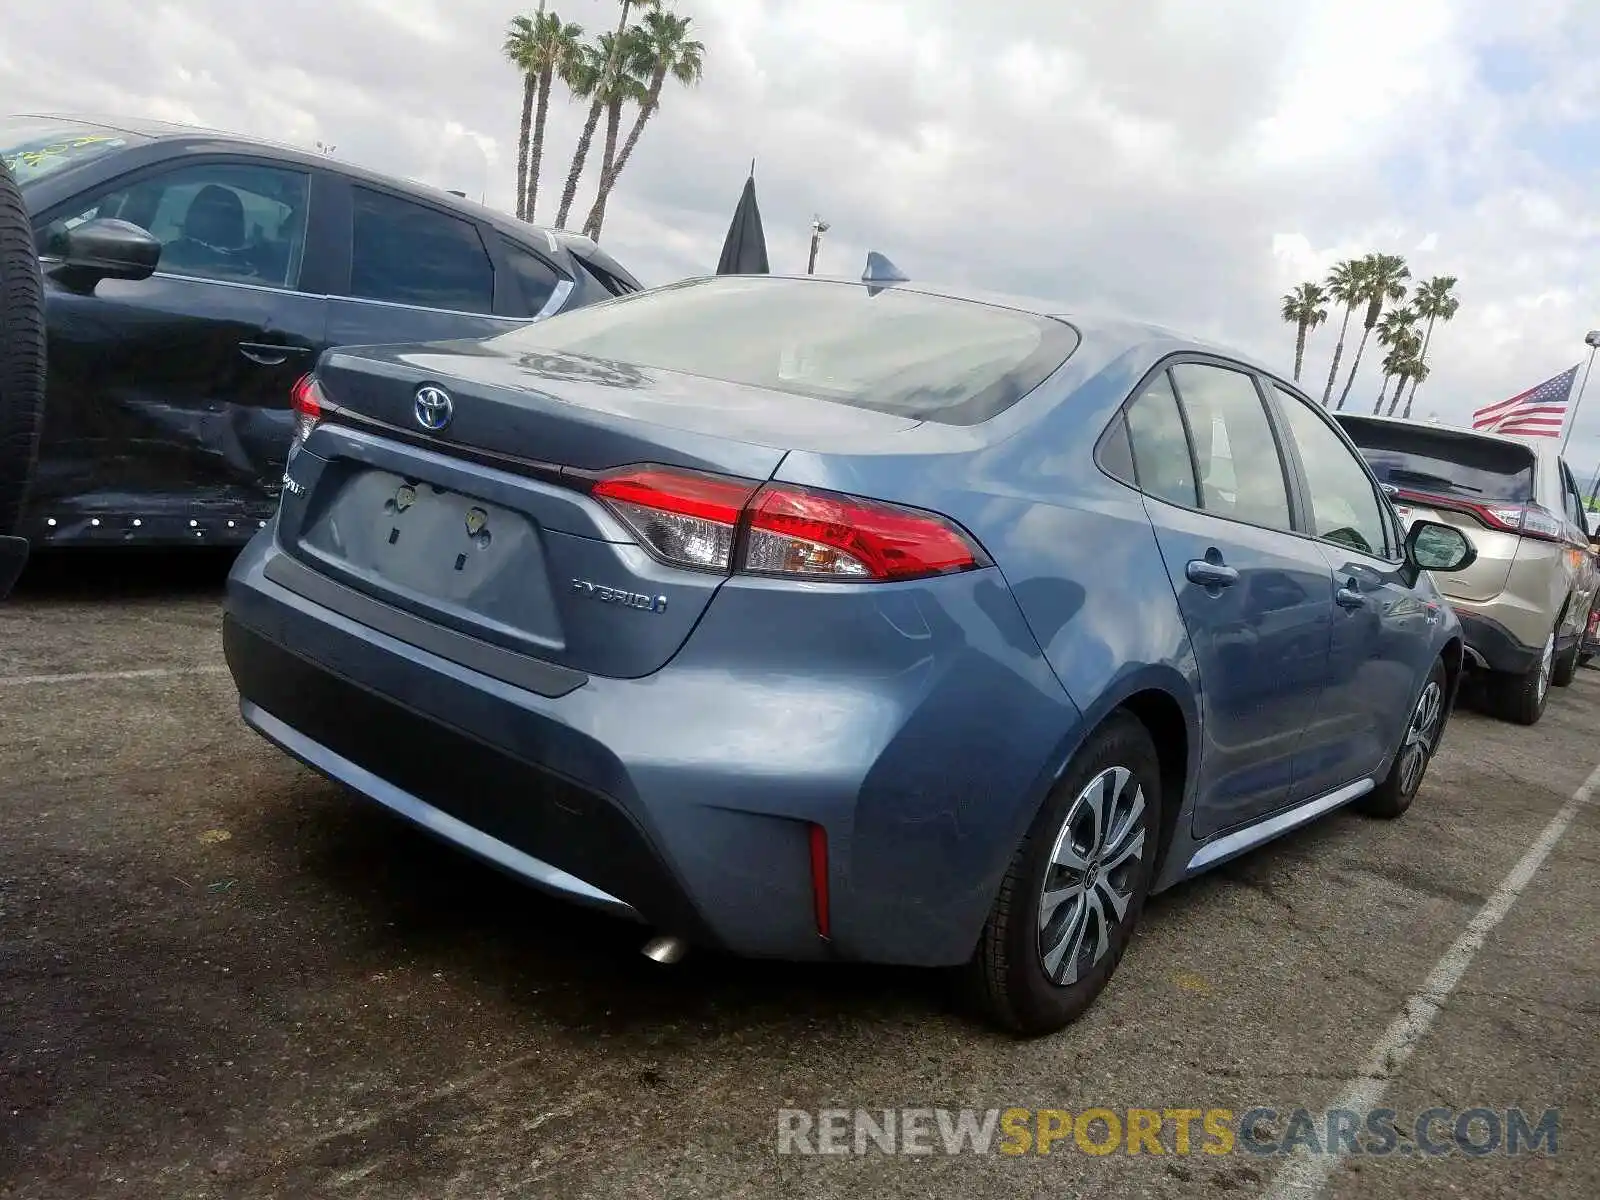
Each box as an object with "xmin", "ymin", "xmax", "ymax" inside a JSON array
[
  {"xmin": 1337, "ymin": 417, "xmax": 1535, "ymax": 503},
  {"xmin": 492, "ymin": 276, "xmax": 1080, "ymax": 426},
  {"xmin": 0, "ymin": 118, "xmax": 143, "ymax": 185}
]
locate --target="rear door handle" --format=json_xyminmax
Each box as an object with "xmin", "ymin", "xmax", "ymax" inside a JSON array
[
  {"xmin": 1336, "ymin": 584, "xmax": 1365, "ymax": 609},
  {"xmin": 1186, "ymin": 559, "xmax": 1239, "ymax": 588},
  {"xmin": 239, "ymin": 342, "xmax": 312, "ymax": 367}
]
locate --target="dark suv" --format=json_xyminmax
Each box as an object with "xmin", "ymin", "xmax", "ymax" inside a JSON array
[{"xmin": 1, "ymin": 113, "xmax": 642, "ymax": 547}]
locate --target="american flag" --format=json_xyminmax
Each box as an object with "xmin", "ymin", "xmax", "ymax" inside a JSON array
[{"xmin": 1471, "ymin": 365, "xmax": 1580, "ymax": 437}]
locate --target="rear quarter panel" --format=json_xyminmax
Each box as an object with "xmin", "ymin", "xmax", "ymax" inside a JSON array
[{"xmin": 773, "ymin": 336, "xmax": 1202, "ymax": 879}]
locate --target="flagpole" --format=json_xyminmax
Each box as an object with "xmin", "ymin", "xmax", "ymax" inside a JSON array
[{"xmin": 1562, "ymin": 331, "xmax": 1600, "ymax": 452}]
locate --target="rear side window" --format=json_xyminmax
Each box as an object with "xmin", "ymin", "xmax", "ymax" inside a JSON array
[
  {"xmin": 1125, "ymin": 373, "xmax": 1198, "ymax": 507},
  {"xmin": 488, "ymin": 276, "xmax": 1080, "ymax": 426},
  {"xmin": 1170, "ymin": 364, "xmax": 1293, "ymax": 532},
  {"xmin": 1337, "ymin": 418, "xmax": 1535, "ymax": 504},
  {"xmin": 350, "ymin": 187, "xmax": 494, "ymax": 314},
  {"xmin": 500, "ymin": 238, "xmax": 563, "ymax": 316}
]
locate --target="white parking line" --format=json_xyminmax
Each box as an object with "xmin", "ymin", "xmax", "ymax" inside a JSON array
[
  {"xmin": 0, "ymin": 665, "xmax": 231, "ymax": 688},
  {"xmin": 1266, "ymin": 757, "xmax": 1600, "ymax": 1198}
]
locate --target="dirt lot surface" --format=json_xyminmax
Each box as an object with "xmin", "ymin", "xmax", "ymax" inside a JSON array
[{"xmin": 2, "ymin": 551, "xmax": 1596, "ymax": 1199}]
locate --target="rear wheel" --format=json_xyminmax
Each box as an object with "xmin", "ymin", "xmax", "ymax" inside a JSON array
[
  {"xmin": 1358, "ymin": 657, "xmax": 1447, "ymax": 819},
  {"xmin": 0, "ymin": 158, "xmax": 47, "ymax": 537},
  {"xmin": 965, "ymin": 713, "xmax": 1161, "ymax": 1036},
  {"xmin": 1489, "ymin": 629, "xmax": 1553, "ymax": 726}
]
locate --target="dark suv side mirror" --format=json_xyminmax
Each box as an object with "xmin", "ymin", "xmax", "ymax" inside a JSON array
[
  {"xmin": 47, "ymin": 218, "xmax": 160, "ymax": 292},
  {"xmin": 1405, "ymin": 519, "xmax": 1476, "ymax": 573}
]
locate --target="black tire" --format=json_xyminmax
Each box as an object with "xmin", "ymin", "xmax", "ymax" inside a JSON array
[
  {"xmin": 0, "ymin": 158, "xmax": 46, "ymax": 537},
  {"xmin": 1551, "ymin": 638, "xmax": 1580, "ymax": 688},
  {"xmin": 965, "ymin": 712, "xmax": 1161, "ymax": 1036},
  {"xmin": 1358, "ymin": 657, "xmax": 1448, "ymax": 819},
  {"xmin": 1488, "ymin": 629, "xmax": 1553, "ymax": 726}
]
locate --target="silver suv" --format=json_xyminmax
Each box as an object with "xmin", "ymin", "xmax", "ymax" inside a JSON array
[{"xmin": 1338, "ymin": 414, "xmax": 1598, "ymax": 725}]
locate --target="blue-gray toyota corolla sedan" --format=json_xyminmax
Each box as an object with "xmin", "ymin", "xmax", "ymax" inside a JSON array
[{"xmin": 223, "ymin": 272, "xmax": 1476, "ymax": 1034}]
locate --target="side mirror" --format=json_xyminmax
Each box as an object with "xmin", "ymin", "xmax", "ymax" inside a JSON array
[
  {"xmin": 47, "ymin": 218, "xmax": 160, "ymax": 292},
  {"xmin": 1405, "ymin": 519, "xmax": 1476, "ymax": 573}
]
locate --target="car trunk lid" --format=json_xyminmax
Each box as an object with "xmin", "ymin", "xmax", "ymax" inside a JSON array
[
  {"xmin": 1339, "ymin": 417, "xmax": 1534, "ymax": 603},
  {"xmin": 275, "ymin": 343, "xmax": 922, "ymax": 679}
]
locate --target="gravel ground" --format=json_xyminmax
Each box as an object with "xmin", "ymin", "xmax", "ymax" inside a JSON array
[{"xmin": 2, "ymin": 550, "xmax": 1596, "ymax": 1199}]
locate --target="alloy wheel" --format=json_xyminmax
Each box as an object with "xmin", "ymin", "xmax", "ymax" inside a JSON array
[
  {"xmin": 1537, "ymin": 632, "xmax": 1554, "ymax": 703},
  {"xmin": 1037, "ymin": 766, "xmax": 1147, "ymax": 986},
  {"xmin": 1398, "ymin": 679, "xmax": 1443, "ymax": 796}
]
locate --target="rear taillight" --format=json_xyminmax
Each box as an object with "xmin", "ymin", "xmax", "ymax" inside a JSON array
[
  {"xmin": 591, "ymin": 467, "xmax": 758, "ymax": 572},
  {"xmin": 290, "ymin": 373, "xmax": 325, "ymax": 447},
  {"xmin": 745, "ymin": 483, "xmax": 983, "ymax": 580},
  {"xmin": 1395, "ymin": 489, "xmax": 1566, "ymax": 543},
  {"xmin": 590, "ymin": 465, "xmax": 989, "ymax": 582}
]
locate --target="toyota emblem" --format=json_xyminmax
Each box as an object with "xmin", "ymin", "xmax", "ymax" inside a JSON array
[{"xmin": 414, "ymin": 384, "xmax": 454, "ymax": 432}]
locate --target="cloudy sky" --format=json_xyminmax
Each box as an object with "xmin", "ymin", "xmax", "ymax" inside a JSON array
[{"xmin": 5, "ymin": 0, "xmax": 1600, "ymax": 482}]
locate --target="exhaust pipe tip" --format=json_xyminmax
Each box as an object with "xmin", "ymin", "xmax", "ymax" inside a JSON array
[{"xmin": 641, "ymin": 935, "xmax": 688, "ymax": 965}]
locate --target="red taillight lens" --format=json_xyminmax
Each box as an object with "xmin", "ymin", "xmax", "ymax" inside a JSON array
[
  {"xmin": 590, "ymin": 466, "xmax": 989, "ymax": 582},
  {"xmin": 745, "ymin": 483, "xmax": 985, "ymax": 581},
  {"xmin": 290, "ymin": 373, "xmax": 325, "ymax": 447},
  {"xmin": 592, "ymin": 467, "xmax": 759, "ymax": 571},
  {"xmin": 1395, "ymin": 489, "xmax": 1566, "ymax": 543}
]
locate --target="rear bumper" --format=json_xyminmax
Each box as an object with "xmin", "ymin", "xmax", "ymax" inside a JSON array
[
  {"xmin": 223, "ymin": 530, "xmax": 1080, "ymax": 967},
  {"xmin": 1454, "ymin": 608, "xmax": 1542, "ymax": 675}
]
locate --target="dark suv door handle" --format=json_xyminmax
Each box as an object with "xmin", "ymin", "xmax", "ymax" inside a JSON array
[
  {"xmin": 239, "ymin": 342, "xmax": 311, "ymax": 367},
  {"xmin": 1186, "ymin": 559, "xmax": 1239, "ymax": 588},
  {"xmin": 1336, "ymin": 584, "xmax": 1365, "ymax": 609}
]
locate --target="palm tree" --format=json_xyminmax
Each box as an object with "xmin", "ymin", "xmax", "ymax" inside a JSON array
[
  {"xmin": 1401, "ymin": 275, "xmax": 1459, "ymax": 417},
  {"xmin": 1371, "ymin": 309, "xmax": 1419, "ymax": 412},
  {"xmin": 578, "ymin": 28, "xmax": 656, "ymax": 240},
  {"xmin": 580, "ymin": 7, "xmax": 706, "ymax": 240},
  {"xmin": 1376, "ymin": 332, "xmax": 1422, "ymax": 414},
  {"xmin": 553, "ymin": 0, "xmax": 656, "ymax": 230},
  {"xmin": 505, "ymin": 14, "xmax": 541, "ymax": 222},
  {"xmin": 1321, "ymin": 259, "xmax": 1366, "ymax": 407},
  {"xmin": 1280, "ymin": 282, "xmax": 1328, "ymax": 383},
  {"xmin": 505, "ymin": 9, "xmax": 585, "ymax": 223},
  {"xmin": 1335, "ymin": 253, "xmax": 1409, "ymax": 411}
]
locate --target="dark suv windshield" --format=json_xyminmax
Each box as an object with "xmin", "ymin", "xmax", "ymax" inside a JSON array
[
  {"xmin": 0, "ymin": 118, "xmax": 143, "ymax": 185},
  {"xmin": 492, "ymin": 275, "xmax": 1080, "ymax": 426},
  {"xmin": 1336, "ymin": 416, "xmax": 1536, "ymax": 503}
]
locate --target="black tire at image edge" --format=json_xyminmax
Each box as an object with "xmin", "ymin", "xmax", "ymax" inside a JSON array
[{"xmin": 0, "ymin": 158, "xmax": 46, "ymax": 537}]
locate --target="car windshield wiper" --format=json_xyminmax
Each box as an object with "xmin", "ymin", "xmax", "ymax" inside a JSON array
[{"xmin": 1386, "ymin": 468, "xmax": 1482, "ymax": 494}]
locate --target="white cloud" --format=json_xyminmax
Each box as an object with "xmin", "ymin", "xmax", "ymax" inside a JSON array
[{"xmin": 3, "ymin": 0, "xmax": 1600, "ymax": 464}]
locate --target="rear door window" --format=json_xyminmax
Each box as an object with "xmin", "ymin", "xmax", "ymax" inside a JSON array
[
  {"xmin": 1169, "ymin": 363, "xmax": 1294, "ymax": 533},
  {"xmin": 1337, "ymin": 418, "xmax": 1535, "ymax": 503},
  {"xmin": 350, "ymin": 187, "xmax": 494, "ymax": 314}
]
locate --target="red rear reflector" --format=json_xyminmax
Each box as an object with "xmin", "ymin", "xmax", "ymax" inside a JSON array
[
  {"xmin": 809, "ymin": 823, "xmax": 831, "ymax": 940},
  {"xmin": 745, "ymin": 484, "xmax": 986, "ymax": 581}
]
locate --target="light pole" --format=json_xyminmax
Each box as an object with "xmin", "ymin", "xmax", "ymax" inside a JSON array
[
  {"xmin": 1562, "ymin": 329, "xmax": 1600, "ymax": 453},
  {"xmin": 807, "ymin": 217, "xmax": 830, "ymax": 275}
]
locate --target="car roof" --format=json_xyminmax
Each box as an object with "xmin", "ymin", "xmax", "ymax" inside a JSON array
[{"xmin": 14, "ymin": 111, "xmax": 573, "ymax": 250}]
